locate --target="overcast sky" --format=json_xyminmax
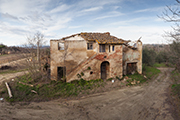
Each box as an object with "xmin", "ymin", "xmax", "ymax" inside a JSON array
[{"xmin": 0, "ymin": 0, "xmax": 176, "ymax": 46}]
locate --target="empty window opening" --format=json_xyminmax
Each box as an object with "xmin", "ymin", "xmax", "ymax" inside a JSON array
[
  {"xmin": 127, "ymin": 63, "xmax": 137, "ymax": 75},
  {"xmin": 90, "ymin": 71, "xmax": 93, "ymax": 74},
  {"xmin": 58, "ymin": 42, "xmax": 64, "ymax": 50},
  {"xmin": 57, "ymin": 67, "xmax": 66, "ymax": 80},
  {"xmin": 87, "ymin": 43, "xmax": 93, "ymax": 50},
  {"xmin": 109, "ymin": 45, "xmax": 110, "ymax": 52},
  {"xmin": 99, "ymin": 44, "xmax": 105, "ymax": 52},
  {"xmin": 112, "ymin": 45, "xmax": 115, "ymax": 51}
]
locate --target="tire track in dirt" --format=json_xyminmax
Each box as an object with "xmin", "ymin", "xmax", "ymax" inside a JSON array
[
  {"xmin": 0, "ymin": 68, "xmax": 176, "ymax": 120},
  {"xmin": 67, "ymin": 68, "xmax": 175, "ymax": 120}
]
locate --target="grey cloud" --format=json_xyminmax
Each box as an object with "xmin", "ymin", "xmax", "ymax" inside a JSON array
[
  {"xmin": 10, "ymin": 28, "xmax": 30, "ymax": 35},
  {"xmin": 0, "ymin": 20, "xmax": 29, "ymax": 35},
  {"xmin": 18, "ymin": 11, "xmax": 53, "ymax": 28},
  {"xmin": 0, "ymin": 25, "xmax": 29, "ymax": 35},
  {"xmin": 1, "ymin": 13, "xmax": 19, "ymax": 20}
]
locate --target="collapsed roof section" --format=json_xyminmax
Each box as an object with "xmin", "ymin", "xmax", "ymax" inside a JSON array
[{"xmin": 124, "ymin": 38, "xmax": 142, "ymax": 49}]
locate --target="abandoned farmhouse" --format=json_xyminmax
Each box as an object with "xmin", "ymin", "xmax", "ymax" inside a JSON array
[{"xmin": 50, "ymin": 32, "xmax": 142, "ymax": 82}]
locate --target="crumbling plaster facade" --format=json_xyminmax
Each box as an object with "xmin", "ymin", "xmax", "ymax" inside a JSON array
[
  {"xmin": 50, "ymin": 32, "xmax": 142, "ymax": 82},
  {"xmin": 123, "ymin": 41, "xmax": 142, "ymax": 75}
]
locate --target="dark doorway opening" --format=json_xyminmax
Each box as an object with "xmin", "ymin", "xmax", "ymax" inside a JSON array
[
  {"xmin": 127, "ymin": 63, "xmax": 137, "ymax": 75},
  {"xmin": 57, "ymin": 67, "xmax": 66, "ymax": 81},
  {"xmin": 101, "ymin": 61, "xmax": 110, "ymax": 80}
]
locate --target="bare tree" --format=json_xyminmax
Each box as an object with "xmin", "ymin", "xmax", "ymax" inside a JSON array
[
  {"xmin": 160, "ymin": 0, "xmax": 180, "ymax": 70},
  {"xmin": 22, "ymin": 32, "xmax": 50, "ymax": 83},
  {"xmin": 27, "ymin": 32, "xmax": 46, "ymax": 66}
]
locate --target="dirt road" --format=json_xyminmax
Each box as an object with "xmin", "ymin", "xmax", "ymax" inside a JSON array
[
  {"xmin": 0, "ymin": 54, "xmax": 29, "ymax": 84},
  {"xmin": 0, "ymin": 54, "xmax": 25, "ymax": 65},
  {"xmin": 0, "ymin": 71, "xmax": 28, "ymax": 84},
  {"xmin": 0, "ymin": 68, "xmax": 176, "ymax": 120}
]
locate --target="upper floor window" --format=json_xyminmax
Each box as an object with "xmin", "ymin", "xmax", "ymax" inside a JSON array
[
  {"xmin": 99, "ymin": 44, "xmax": 105, "ymax": 52},
  {"xmin": 112, "ymin": 45, "xmax": 115, "ymax": 51},
  {"xmin": 58, "ymin": 42, "xmax": 64, "ymax": 50},
  {"xmin": 87, "ymin": 43, "xmax": 93, "ymax": 50}
]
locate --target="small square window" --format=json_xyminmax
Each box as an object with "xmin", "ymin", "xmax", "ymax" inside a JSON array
[
  {"xmin": 87, "ymin": 43, "xmax": 93, "ymax": 50},
  {"xmin": 58, "ymin": 42, "xmax": 64, "ymax": 50}
]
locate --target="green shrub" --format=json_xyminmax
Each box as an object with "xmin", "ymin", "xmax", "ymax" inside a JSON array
[
  {"xmin": 143, "ymin": 48, "xmax": 156, "ymax": 66},
  {"xmin": 155, "ymin": 51, "xmax": 169, "ymax": 63}
]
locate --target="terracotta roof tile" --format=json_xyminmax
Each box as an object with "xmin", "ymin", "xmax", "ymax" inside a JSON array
[
  {"xmin": 80, "ymin": 32, "xmax": 127, "ymax": 44},
  {"xmin": 61, "ymin": 32, "xmax": 128, "ymax": 44}
]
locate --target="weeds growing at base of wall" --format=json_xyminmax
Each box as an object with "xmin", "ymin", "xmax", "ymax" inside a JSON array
[
  {"xmin": 0, "ymin": 65, "xmax": 161, "ymax": 102},
  {"xmin": 0, "ymin": 76, "xmax": 105, "ymax": 102},
  {"xmin": 126, "ymin": 65, "xmax": 161, "ymax": 86}
]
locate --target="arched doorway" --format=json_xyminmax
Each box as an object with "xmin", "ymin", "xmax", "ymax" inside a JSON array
[{"xmin": 101, "ymin": 61, "xmax": 110, "ymax": 80}]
